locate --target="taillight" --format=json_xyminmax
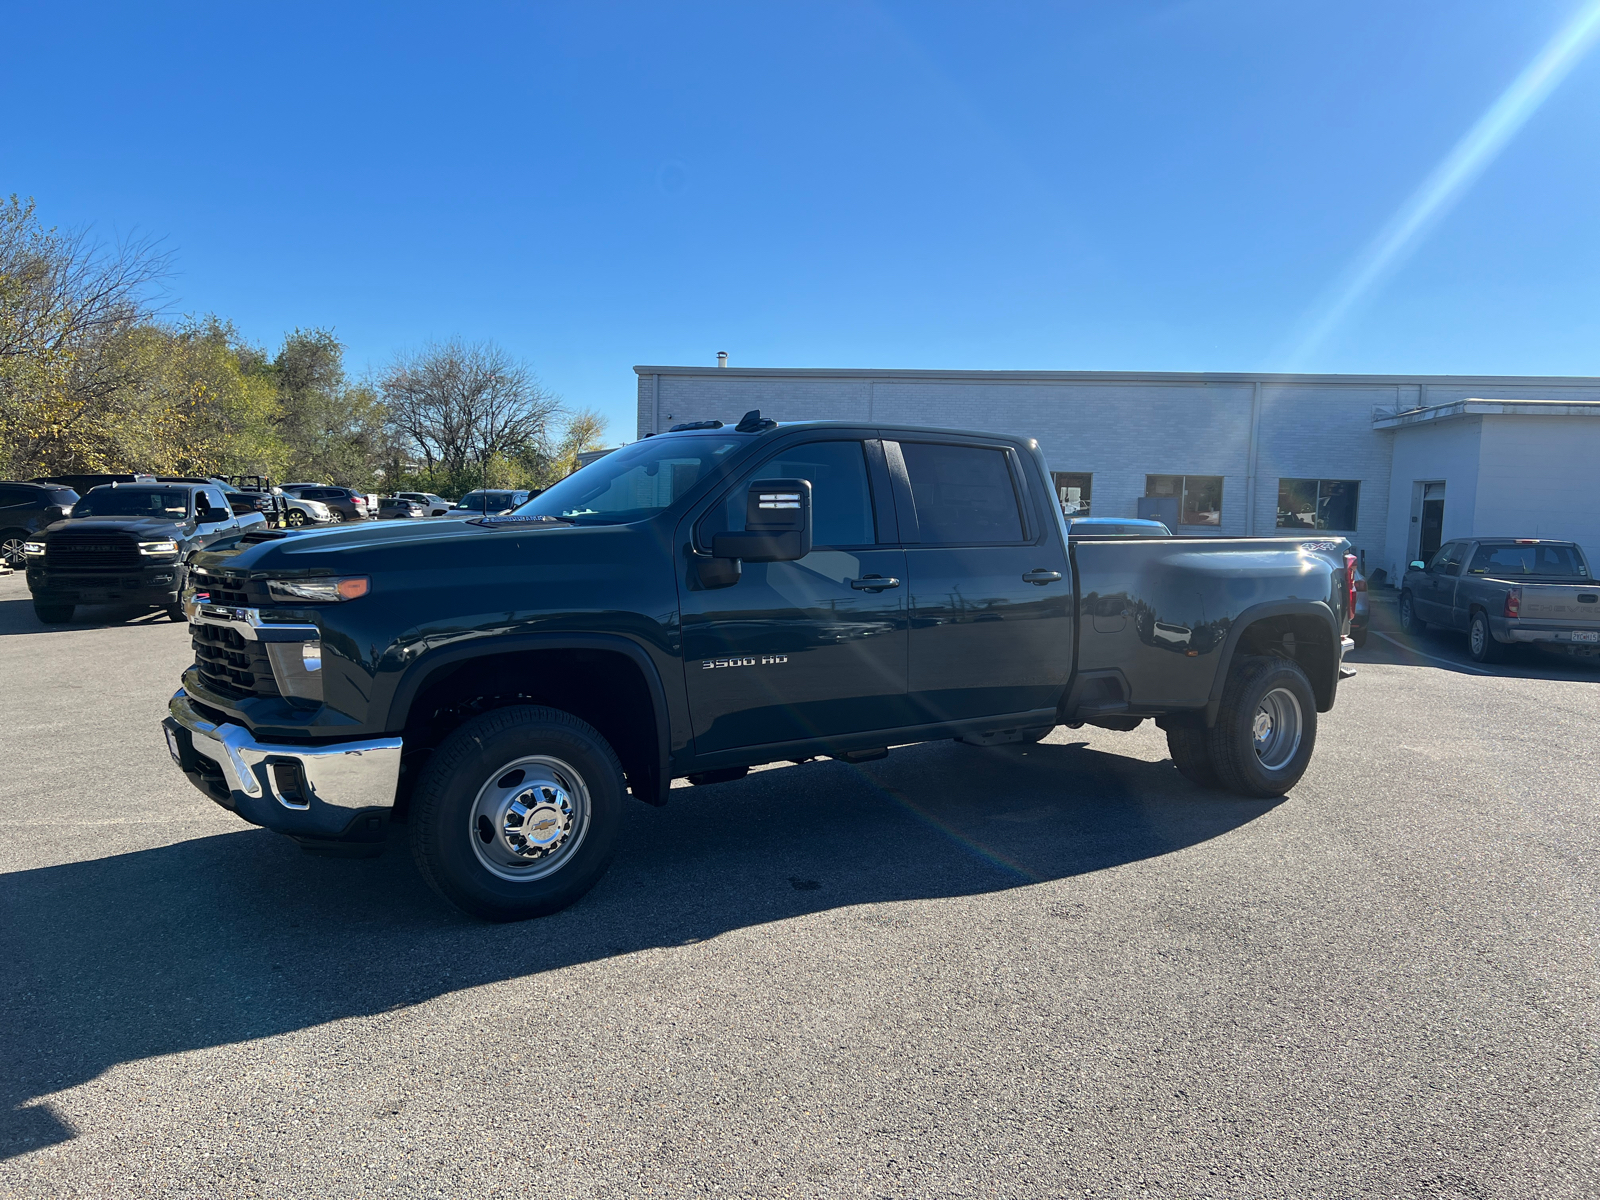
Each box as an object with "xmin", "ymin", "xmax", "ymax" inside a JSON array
[
  {"xmin": 1344, "ymin": 553, "xmax": 1358, "ymax": 618},
  {"xmin": 1503, "ymin": 587, "xmax": 1521, "ymax": 618}
]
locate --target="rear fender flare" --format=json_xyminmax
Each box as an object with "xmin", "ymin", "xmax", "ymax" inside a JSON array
[{"xmin": 1204, "ymin": 600, "xmax": 1340, "ymax": 724}]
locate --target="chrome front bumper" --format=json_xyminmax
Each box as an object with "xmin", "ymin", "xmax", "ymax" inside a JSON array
[{"xmin": 164, "ymin": 689, "xmax": 402, "ymax": 826}]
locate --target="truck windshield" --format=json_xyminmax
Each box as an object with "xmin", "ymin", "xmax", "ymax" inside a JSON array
[
  {"xmin": 512, "ymin": 436, "xmax": 745, "ymax": 524},
  {"xmin": 70, "ymin": 488, "xmax": 190, "ymax": 519},
  {"xmin": 1468, "ymin": 544, "xmax": 1588, "ymax": 578}
]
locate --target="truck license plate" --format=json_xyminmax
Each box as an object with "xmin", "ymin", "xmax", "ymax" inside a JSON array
[
  {"xmin": 164, "ymin": 726, "xmax": 183, "ymax": 764},
  {"xmin": 1573, "ymin": 630, "xmax": 1599, "ymax": 643}
]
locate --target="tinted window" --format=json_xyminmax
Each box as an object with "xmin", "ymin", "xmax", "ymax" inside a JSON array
[
  {"xmin": 1468, "ymin": 544, "xmax": 1588, "ymax": 578},
  {"xmin": 704, "ymin": 440, "xmax": 876, "ymax": 549},
  {"xmin": 900, "ymin": 443, "xmax": 1023, "ymax": 545},
  {"xmin": 0, "ymin": 486, "xmax": 31, "ymax": 507},
  {"xmin": 1429, "ymin": 542, "xmax": 1465, "ymax": 575},
  {"xmin": 71, "ymin": 488, "xmax": 190, "ymax": 519}
]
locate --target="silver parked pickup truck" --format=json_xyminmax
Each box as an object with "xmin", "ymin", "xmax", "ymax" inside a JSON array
[{"xmin": 1398, "ymin": 538, "xmax": 1598, "ymax": 663}]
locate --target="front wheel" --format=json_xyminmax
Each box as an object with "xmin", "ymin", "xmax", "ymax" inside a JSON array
[
  {"xmin": 410, "ymin": 705, "xmax": 625, "ymax": 921},
  {"xmin": 1399, "ymin": 591, "xmax": 1424, "ymax": 634},
  {"xmin": 1468, "ymin": 611, "xmax": 1504, "ymax": 664},
  {"xmin": 287, "ymin": 509, "xmax": 307, "ymax": 528},
  {"xmin": 1206, "ymin": 655, "xmax": 1317, "ymax": 798}
]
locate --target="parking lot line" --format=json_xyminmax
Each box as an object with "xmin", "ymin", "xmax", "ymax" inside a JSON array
[{"xmin": 1371, "ymin": 630, "xmax": 1494, "ymax": 675}]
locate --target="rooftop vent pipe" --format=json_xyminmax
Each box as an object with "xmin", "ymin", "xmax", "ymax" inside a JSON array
[{"xmin": 717, "ymin": 351, "xmax": 728, "ymax": 367}]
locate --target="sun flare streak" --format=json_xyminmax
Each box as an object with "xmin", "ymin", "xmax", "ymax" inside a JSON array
[{"xmin": 1285, "ymin": 1, "xmax": 1600, "ymax": 366}]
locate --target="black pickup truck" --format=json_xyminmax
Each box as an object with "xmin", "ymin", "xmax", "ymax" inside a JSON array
[
  {"xmin": 26, "ymin": 480, "xmax": 260, "ymax": 623},
  {"xmin": 161, "ymin": 416, "xmax": 1356, "ymax": 920}
]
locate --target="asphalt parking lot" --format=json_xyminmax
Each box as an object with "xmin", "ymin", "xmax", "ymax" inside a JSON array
[{"xmin": 1, "ymin": 570, "xmax": 1597, "ymax": 1199}]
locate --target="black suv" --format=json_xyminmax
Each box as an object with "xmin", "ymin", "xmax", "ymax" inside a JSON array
[
  {"xmin": 280, "ymin": 485, "xmax": 369, "ymax": 521},
  {"xmin": 0, "ymin": 482, "xmax": 80, "ymax": 568}
]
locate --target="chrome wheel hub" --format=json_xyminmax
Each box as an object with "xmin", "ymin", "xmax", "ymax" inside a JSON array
[
  {"xmin": 1252, "ymin": 686, "xmax": 1303, "ymax": 772},
  {"xmin": 469, "ymin": 755, "xmax": 590, "ymax": 882}
]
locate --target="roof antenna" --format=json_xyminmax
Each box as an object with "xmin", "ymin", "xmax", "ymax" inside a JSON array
[{"xmin": 734, "ymin": 409, "xmax": 776, "ymax": 433}]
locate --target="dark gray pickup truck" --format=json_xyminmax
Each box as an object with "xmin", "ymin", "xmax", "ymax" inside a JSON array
[
  {"xmin": 1399, "ymin": 537, "xmax": 1598, "ymax": 663},
  {"xmin": 161, "ymin": 417, "xmax": 1357, "ymax": 920}
]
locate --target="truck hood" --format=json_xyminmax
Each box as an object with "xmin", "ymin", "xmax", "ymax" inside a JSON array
[
  {"xmin": 45, "ymin": 516, "xmax": 187, "ymax": 539},
  {"xmin": 196, "ymin": 513, "xmax": 588, "ymax": 574}
]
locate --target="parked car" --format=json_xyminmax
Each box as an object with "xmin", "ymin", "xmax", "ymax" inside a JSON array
[
  {"xmin": 378, "ymin": 496, "xmax": 427, "ymax": 519},
  {"xmin": 216, "ymin": 486, "xmax": 332, "ymax": 528},
  {"xmin": 397, "ymin": 491, "xmax": 451, "ymax": 517},
  {"xmin": 1399, "ymin": 538, "xmax": 1596, "ymax": 663},
  {"xmin": 1066, "ymin": 516, "xmax": 1173, "ymax": 538},
  {"xmin": 23, "ymin": 481, "xmax": 264, "ymax": 623},
  {"xmin": 161, "ymin": 412, "xmax": 1357, "ymax": 920},
  {"xmin": 31, "ymin": 473, "xmax": 146, "ymax": 494},
  {"xmin": 280, "ymin": 484, "xmax": 370, "ymax": 521},
  {"xmin": 1, "ymin": 481, "xmax": 79, "ymax": 568},
  {"xmin": 447, "ymin": 489, "xmax": 533, "ymax": 517}
]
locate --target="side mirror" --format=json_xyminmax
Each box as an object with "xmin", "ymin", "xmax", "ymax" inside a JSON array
[
  {"xmin": 45, "ymin": 505, "xmax": 68, "ymax": 521},
  {"xmin": 1410, "ymin": 560, "xmax": 1426, "ymax": 571},
  {"xmin": 711, "ymin": 479, "xmax": 812, "ymax": 563}
]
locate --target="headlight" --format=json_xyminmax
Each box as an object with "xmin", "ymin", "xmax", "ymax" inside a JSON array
[
  {"xmin": 23, "ymin": 541, "xmax": 46, "ymax": 556},
  {"xmin": 266, "ymin": 576, "xmax": 370, "ymax": 603},
  {"xmin": 139, "ymin": 540, "xmax": 180, "ymax": 556}
]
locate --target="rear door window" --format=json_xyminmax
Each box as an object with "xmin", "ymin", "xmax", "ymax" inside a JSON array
[{"xmin": 898, "ymin": 443, "xmax": 1024, "ymax": 545}]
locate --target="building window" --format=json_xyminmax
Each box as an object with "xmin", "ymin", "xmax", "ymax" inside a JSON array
[
  {"xmin": 1051, "ymin": 472, "xmax": 1092, "ymax": 517},
  {"xmin": 1145, "ymin": 474, "xmax": 1223, "ymax": 526},
  {"xmin": 1277, "ymin": 479, "xmax": 1359, "ymax": 531}
]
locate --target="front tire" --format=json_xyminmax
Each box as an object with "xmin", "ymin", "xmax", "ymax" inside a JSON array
[
  {"xmin": 1399, "ymin": 591, "xmax": 1424, "ymax": 634},
  {"xmin": 1206, "ymin": 655, "xmax": 1317, "ymax": 798},
  {"xmin": 410, "ymin": 705, "xmax": 625, "ymax": 921},
  {"xmin": 1468, "ymin": 611, "xmax": 1504, "ymax": 664},
  {"xmin": 34, "ymin": 603, "xmax": 75, "ymax": 624},
  {"xmin": 287, "ymin": 509, "xmax": 307, "ymax": 528}
]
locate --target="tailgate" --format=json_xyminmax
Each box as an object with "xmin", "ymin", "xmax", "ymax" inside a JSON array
[{"xmin": 1514, "ymin": 582, "xmax": 1600, "ymax": 625}]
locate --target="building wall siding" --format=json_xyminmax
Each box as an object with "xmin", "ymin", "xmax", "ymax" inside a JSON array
[{"xmin": 1473, "ymin": 415, "xmax": 1600, "ymax": 560}]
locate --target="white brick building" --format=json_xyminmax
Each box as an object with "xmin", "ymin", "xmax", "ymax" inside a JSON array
[{"xmin": 634, "ymin": 366, "xmax": 1600, "ymax": 583}]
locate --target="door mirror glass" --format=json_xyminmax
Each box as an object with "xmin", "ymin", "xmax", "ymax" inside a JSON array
[
  {"xmin": 710, "ymin": 478, "xmax": 812, "ymax": 563},
  {"xmin": 1410, "ymin": 560, "xmax": 1425, "ymax": 571}
]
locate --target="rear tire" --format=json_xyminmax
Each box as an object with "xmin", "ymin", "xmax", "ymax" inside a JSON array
[
  {"xmin": 1399, "ymin": 591, "xmax": 1424, "ymax": 633},
  {"xmin": 1351, "ymin": 626, "xmax": 1368, "ymax": 649},
  {"xmin": 1206, "ymin": 655, "xmax": 1317, "ymax": 798},
  {"xmin": 1165, "ymin": 716, "xmax": 1220, "ymax": 789},
  {"xmin": 34, "ymin": 603, "xmax": 74, "ymax": 624},
  {"xmin": 1468, "ymin": 611, "xmax": 1504, "ymax": 664},
  {"xmin": 409, "ymin": 705, "xmax": 625, "ymax": 921}
]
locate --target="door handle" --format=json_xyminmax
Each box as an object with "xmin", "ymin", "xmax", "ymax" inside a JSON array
[
  {"xmin": 1022, "ymin": 569, "xmax": 1062, "ymax": 585},
  {"xmin": 850, "ymin": 575, "xmax": 901, "ymax": 591}
]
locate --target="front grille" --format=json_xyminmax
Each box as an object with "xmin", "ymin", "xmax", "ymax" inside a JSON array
[
  {"xmin": 46, "ymin": 531, "xmax": 142, "ymax": 572},
  {"xmin": 191, "ymin": 569, "xmax": 257, "ymax": 607},
  {"xmin": 192, "ymin": 623, "xmax": 279, "ymax": 700}
]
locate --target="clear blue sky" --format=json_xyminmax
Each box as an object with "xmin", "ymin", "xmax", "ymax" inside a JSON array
[{"xmin": 5, "ymin": 1, "xmax": 1598, "ymax": 441}]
